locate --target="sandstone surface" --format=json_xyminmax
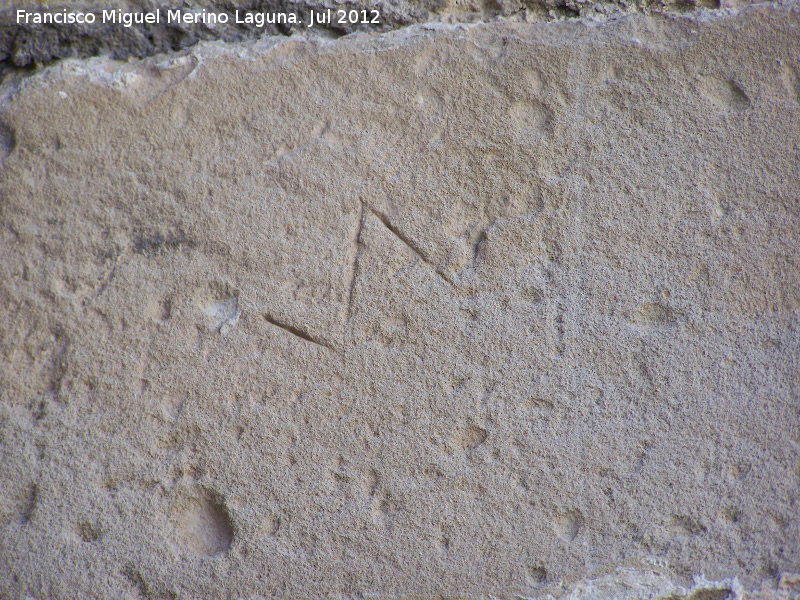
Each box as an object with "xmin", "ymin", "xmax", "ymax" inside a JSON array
[{"xmin": 0, "ymin": 2, "xmax": 799, "ymax": 598}]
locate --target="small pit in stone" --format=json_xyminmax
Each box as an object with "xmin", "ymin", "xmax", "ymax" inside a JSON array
[
  {"xmin": 446, "ymin": 425, "xmax": 488, "ymax": 456},
  {"xmin": 76, "ymin": 520, "xmax": 101, "ymax": 543},
  {"xmin": 0, "ymin": 123, "xmax": 16, "ymax": 159},
  {"xmin": 556, "ymin": 509, "xmax": 585, "ymax": 542},
  {"xmin": 633, "ymin": 302, "xmax": 677, "ymax": 327},
  {"xmin": 173, "ymin": 492, "xmax": 233, "ymax": 557},
  {"xmin": 196, "ymin": 282, "xmax": 241, "ymax": 333},
  {"xmin": 527, "ymin": 564, "xmax": 547, "ymax": 584}
]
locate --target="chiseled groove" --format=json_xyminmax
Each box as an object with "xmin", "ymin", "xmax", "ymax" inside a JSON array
[
  {"xmin": 263, "ymin": 313, "xmax": 338, "ymax": 352},
  {"xmin": 346, "ymin": 201, "xmax": 366, "ymax": 322},
  {"xmin": 369, "ymin": 207, "xmax": 454, "ymax": 285}
]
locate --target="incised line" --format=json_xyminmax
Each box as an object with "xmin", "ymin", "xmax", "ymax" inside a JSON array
[
  {"xmin": 346, "ymin": 201, "xmax": 366, "ymax": 322},
  {"xmin": 369, "ymin": 207, "xmax": 454, "ymax": 285},
  {"xmin": 263, "ymin": 313, "xmax": 339, "ymax": 353}
]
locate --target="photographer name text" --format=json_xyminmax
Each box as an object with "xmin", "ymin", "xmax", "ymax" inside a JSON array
[{"xmin": 16, "ymin": 8, "xmax": 381, "ymax": 28}]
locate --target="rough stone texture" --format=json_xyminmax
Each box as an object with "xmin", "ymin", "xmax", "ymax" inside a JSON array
[
  {"xmin": 1, "ymin": 2, "xmax": 799, "ymax": 598},
  {"xmin": 0, "ymin": 0, "xmax": 755, "ymax": 70}
]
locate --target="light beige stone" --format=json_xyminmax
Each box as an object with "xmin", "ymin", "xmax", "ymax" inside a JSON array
[{"xmin": 0, "ymin": 2, "xmax": 799, "ymax": 598}]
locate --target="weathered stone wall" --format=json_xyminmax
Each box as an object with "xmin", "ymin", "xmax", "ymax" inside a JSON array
[
  {"xmin": 0, "ymin": 2, "xmax": 799, "ymax": 598},
  {"xmin": 0, "ymin": 0, "xmax": 757, "ymax": 69}
]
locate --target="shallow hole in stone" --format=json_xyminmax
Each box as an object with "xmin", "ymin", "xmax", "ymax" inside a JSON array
[{"xmin": 174, "ymin": 493, "xmax": 233, "ymax": 557}]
